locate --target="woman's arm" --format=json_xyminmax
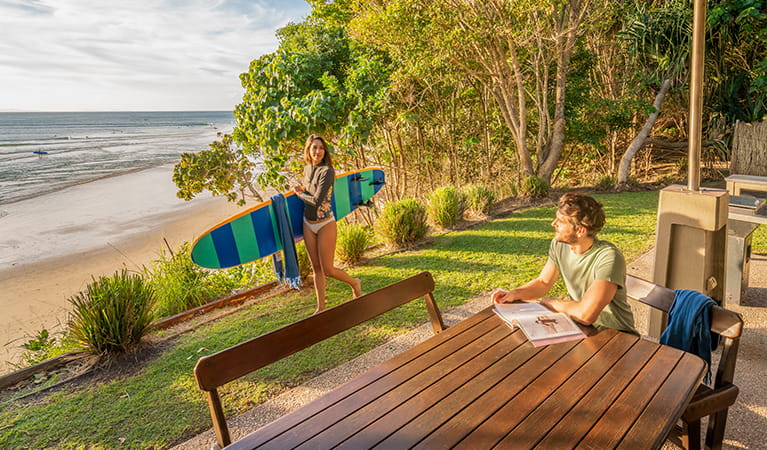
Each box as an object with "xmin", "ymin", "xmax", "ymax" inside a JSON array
[{"xmin": 296, "ymin": 166, "xmax": 333, "ymax": 207}]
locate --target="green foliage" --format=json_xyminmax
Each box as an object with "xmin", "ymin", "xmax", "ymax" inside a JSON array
[
  {"xmin": 18, "ymin": 329, "xmax": 74, "ymax": 366},
  {"xmin": 207, "ymin": 259, "xmax": 275, "ymax": 295},
  {"xmin": 707, "ymin": 0, "xmax": 767, "ymax": 123},
  {"xmin": 377, "ymin": 198, "xmax": 428, "ymax": 248},
  {"xmin": 597, "ymin": 176, "xmax": 616, "ymax": 191},
  {"xmin": 463, "ymin": 183, "xmax": 497, "ymax": 215},
  {"xmin": 336, "ymin": 222, "xmax": 374, "ymax": 265},
  {"xmin": 146, "ymin": 244, "xmax": 222, "ymax": 319},
  {"xmin": 296, "ymin": 241, "xmax": 312, "ymax": 279},
  {"xmin": 21, "ymin": 328, "xmax": 54, "ymax": 353},
  {"xmin": 752, "ymin": 223, "xmax": 767, "ymax": 255},
  {"xmin": 427, "ymin": 185, "xmax": 467, "ymax": 229},
  {"xmin": 146, "ymin": 243, "xmax": 273, "ymax": 319},
  {"xmin": 233, "ymin": 18, "xmax": 392, "ymax": 189},
  {"xmin": 520, "ymin": 176, "xmax": 550, "ymax": 199},
  {"xmin": 173, "ymin": 133, "xmax": 262, "ymax": 205},
  {"xmin": 67, "ymin": 270, "xmax": 155, "ymax": 354}
]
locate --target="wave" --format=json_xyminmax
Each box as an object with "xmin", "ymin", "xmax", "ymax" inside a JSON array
[{"xmin": 0, "ymin": 111, "xmax": 234, "ymax": 203}]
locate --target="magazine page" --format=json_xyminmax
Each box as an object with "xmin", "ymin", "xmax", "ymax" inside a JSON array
[
  {"xmin": 515, "ymin": 313, "xmax": 583, "ymax": 339},
  {"xmin": 493, "ymin": 302, "xmax": 585, "ymax": 347},
  {"xmin": 493, "ymin": 302, "xmax": 550, "ymax": 327}
]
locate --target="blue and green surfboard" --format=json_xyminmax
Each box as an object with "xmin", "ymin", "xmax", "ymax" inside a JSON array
[{"xmin": 190, "ymin": 167, "xmax": 385, "ymax": 269}]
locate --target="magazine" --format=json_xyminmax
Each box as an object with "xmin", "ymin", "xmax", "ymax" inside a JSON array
[{"xmin": 493, "ymin": 302, "xmax": 586, "ymax": 347}]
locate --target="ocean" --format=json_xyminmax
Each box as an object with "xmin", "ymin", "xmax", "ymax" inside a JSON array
[{"xmin": 0, "ymin": 111, "xmax": 235, "ymax": 204}]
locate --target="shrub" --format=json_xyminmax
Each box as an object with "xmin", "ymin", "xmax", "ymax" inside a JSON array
[
  {"xmin": 67, "ymin": 269, "xmax": 155, "ymax": 353},
  {"xmin": 19, "ymin": 329, "xmax": 79, "ymax": 367},
  {"xmin": 296, "ymin": 241, "xmax": 312, "ymax": 279},
  {"xmin": 463, "ymin": 183, "xmax": 497, "ymax": 215},
  {"xmin": 426, "ymin": 185, "xmax": 467, "ymax": 229},
  {"xmin": 336, "ymin": 222, "xmax": 373, "ymax": 265},
  {"xmin": 207, "ymin": 259, "xmax": 274, "ymax": 295},
  {"xmin": 596, "ymin": 175, "xmax": 615, "ymax": 191},
  {"xmin": 520, "ymin": 175, "xmax": 549, "ymax": 199},
  {"xmin": 146, "ymin": 243, "xmax": 223, "ymax": 318},
  {"xmin": 377, "ymin": 198, "xmax": 428, "ymax": 248}
]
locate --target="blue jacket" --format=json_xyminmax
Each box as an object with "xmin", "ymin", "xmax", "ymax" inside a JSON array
[{"xmin": 660, "ymin": 289, "xmax": 719, "ymax": 383}]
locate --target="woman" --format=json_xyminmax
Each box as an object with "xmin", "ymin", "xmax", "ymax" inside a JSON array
[{"xmin": 295, "ymin": 134, "xmax": 362, "ymax": 312}]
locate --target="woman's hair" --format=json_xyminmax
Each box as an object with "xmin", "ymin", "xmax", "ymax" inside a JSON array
[
  {"xmin": 557, "ymin": 192, "xmax": 605, "ymax": 237},
  {"xmin": 303, "ymin": 134, "xmax": 333, "ymax": 166}
]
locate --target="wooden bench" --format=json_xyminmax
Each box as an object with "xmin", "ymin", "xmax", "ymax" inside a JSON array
[
  {"xmin": 626, "ymin": 274, "xmax": 744, "ymax": 450},
  {"xmin": 194, "ymin": 271, "xmax": 446, "ymax": 448}
]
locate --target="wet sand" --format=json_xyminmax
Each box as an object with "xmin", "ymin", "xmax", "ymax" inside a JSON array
[{"xmin": 0, "ymin": 165, "xmax": 248, "ymax": 374}]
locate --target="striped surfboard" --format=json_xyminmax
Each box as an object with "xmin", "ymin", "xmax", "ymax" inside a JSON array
[{"xmin": 190, "ymin": 167, "xmax": 385, "ymax": 269}]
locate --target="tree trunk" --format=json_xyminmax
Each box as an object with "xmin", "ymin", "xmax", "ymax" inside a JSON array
[
  {"xmin": 732, "ymin": 119, "xmax": 767, "ymax": 176},
  {"xmin": 538, "ymin": 19, "xmax": 575, "ymax": 183},
  {"xmin": 617, "ymin": 78, "xmax": 672, "ymax": 185}
]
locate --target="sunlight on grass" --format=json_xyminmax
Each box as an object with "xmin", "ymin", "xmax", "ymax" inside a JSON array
[
  {"xmin": 753, "ymin": 225, "xmax": 767, "ymax": 254},
  {"xmin": 0, "ymin": 191, "xmax": 661, "ymax": 449}
]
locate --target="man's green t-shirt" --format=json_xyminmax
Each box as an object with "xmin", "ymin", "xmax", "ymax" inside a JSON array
[{"xmin": 547, "ymin": 238, "xmax": 637, "ymax": 334}]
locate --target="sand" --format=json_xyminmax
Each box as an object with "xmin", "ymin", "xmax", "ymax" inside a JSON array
[{"xmin": 0, "ymin": 165, "xmax": 248, "ymax": 374}]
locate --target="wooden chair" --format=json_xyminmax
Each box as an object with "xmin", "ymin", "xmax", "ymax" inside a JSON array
[
  {"xmin": 194, "ymin": 271, "xmax": 446, "ymax": 448},
  {"xmin": 626, "ymin": 274, "xmax": 744, "ymax": 450}
]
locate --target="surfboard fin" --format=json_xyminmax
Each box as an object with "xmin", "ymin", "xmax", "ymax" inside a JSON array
[
  {"xmin": 368, "ymin": 179, "xmax": 385, "ymax": 186},
  {"xmin": 350, "ymin": 174, "xmax": 370, "ymax": 182},
  {"xmin": 353, "ymin": 199, "xmax": 374, "ymax": 207}
]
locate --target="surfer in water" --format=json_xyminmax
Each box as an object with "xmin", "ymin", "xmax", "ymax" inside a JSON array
[{"xmin": 295, "ymin": 134, "xmax": 363, "ymax": 312}]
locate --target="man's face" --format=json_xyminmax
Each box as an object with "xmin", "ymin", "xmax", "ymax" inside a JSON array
[{"xmin": 551, "ymin": 210, "xmax": 580, "ymax": 244}]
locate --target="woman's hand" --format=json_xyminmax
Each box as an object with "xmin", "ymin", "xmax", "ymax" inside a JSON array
[{"xmin": 294, "ymin": 185, "xmax": 305, "ymax": 194}]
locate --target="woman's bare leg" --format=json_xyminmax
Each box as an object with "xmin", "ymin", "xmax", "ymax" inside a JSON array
[
  {"xmin": 317, "ymin": 221, "xmax": 362, "ymax": 298},
  {"xmin": 303, "ymin": 222, "xmax": 326, "ymax": 312}
]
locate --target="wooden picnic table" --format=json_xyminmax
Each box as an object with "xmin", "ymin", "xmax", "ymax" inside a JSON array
[{"xmin": 226, "ymin": 306, "xmax": 705, "ymax": 449}]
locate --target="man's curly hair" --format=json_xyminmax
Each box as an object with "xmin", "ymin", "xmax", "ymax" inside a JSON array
[{"xmin": 557, "ymin": 193, "xmax": 605, "ymax": 237}]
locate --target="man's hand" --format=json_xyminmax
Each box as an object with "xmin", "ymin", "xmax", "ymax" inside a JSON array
[{"xmin": 491, "ymin": 289, "xmax": 516, "ymax": 304}]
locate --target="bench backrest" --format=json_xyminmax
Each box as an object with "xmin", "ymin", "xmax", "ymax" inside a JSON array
[
  {"xmin": 194, "ymin": 271, "xmax": 445, "ymax": 448},
  {"xmin": 625, "ymin": 274, "xmax": 743, "ymax": 386}
]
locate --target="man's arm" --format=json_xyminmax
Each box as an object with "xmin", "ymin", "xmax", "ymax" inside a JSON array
[
  {"xmin": 492, "ymin": 261, "xmax": 559, "ymax": 304},
  {"xmin": 540, "ymin": 279, "xmax": 617, "ymax": 325}
]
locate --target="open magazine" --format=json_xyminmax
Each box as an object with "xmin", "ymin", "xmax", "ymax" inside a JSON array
[{"xmin": 493, "ymin": 302, "xmax": 586, "ymax": 347}]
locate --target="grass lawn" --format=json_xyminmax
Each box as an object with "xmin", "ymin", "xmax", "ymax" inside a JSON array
[{"xmin": 1, "ymin": 191, "xmax": 663, "ymax": 448}]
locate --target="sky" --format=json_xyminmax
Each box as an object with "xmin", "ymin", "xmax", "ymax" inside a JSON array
[{"xmin": 0, "ymin": 0, "xmax": 312, "ymax": 112}]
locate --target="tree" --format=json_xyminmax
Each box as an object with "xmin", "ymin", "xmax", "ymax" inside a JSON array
[
  {"xmin": 173, "ymin": 133, "xmax": 262, "ymax": 205},
  {"xmin": 706, "ymin": 0, "xmax": 767, "ymax": 124},
  {"xmin": 233, "ymin": 18, "xmax": 392, "ymax": 190},
  {"xmin": 349, "ymin": 0, "xmax": 609, "ymax": 186},
  {"xmin": 615, "ymin": 0, "xmax": 691, "ymax": 185}
]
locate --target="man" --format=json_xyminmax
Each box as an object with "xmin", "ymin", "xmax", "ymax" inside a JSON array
[{"xmin": 492, "ymin": 192, "xmax": 637, "ymax": 334}]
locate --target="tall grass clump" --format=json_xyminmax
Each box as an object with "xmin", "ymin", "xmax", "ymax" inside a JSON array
[
  {"xmin": 146, "ymin": 243, "xmax": 221, "ymax": 318},
  {"xmin": 377, "ymin": 198, "xmax": 428, "ymax": 248},
  {"xmin": 596, "ymin": 175, "xmax": 615, "ymax": 191},
  {"xmin": 207, "ymin": 258, "xmax": 275, "ymax": 295},
  {"xmin": 520, "ymin": 175, "xmax": 549, "ymax": 199},
  {"xmin": 426, "ymin": 185, "xmax": 467, "ymax": 229},
  {"xmin": 463, "ymin": 183, "xmax": 497, "ymax": 215},
  {"xmin": 67, "ymin": 269, "xmax": 155, "ymax": 353},
  {"xmin": 336, "ymin": 222, "xmax": 373, "ymax": 265}
]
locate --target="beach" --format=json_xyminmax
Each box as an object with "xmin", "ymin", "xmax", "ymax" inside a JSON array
[{"xmin": 0, "ymin": 164, "xmax": 247, "ymax": 374}]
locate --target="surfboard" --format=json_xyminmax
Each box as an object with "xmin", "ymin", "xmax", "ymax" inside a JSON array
[{"xmin": 190, "ymin": 167, "xmax": 385, "ymax": 269}]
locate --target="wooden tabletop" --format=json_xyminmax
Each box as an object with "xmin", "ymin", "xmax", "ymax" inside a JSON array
[{"xmin": 227, "ymin": 307, "xmax": 705, "ymax": 449}]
